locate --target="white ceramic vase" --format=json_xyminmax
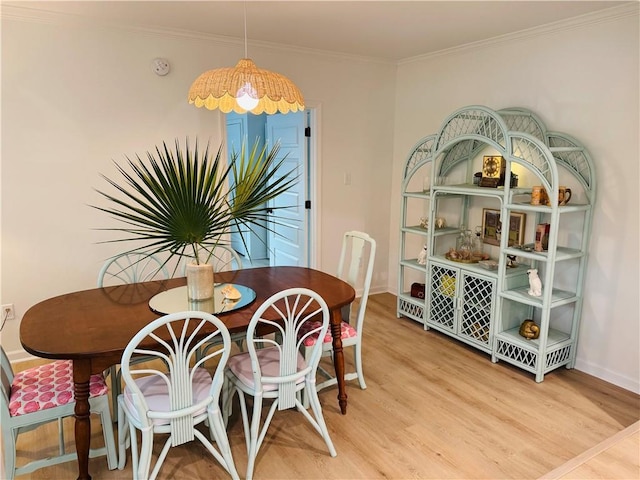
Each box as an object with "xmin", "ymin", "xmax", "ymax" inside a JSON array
[{"xmin": 185, "ymin": 262, "xmax": 214, "ymax": 301}]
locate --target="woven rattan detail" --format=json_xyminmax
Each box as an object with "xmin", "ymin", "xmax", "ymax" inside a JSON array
[
  {"xmin": 429, "ymin": 264, "xmax": 456, "ymax": 331},
  {"xmin": 404, "ymin": 135, "xmax": 436, "ymax": 179},
  {"xmin": 188, "ymin": 58, "xmax": 304, "ymax": 114},
  {"xmin": 398, "ymin": 298, "xmax": 424, "ymax": 322},
  {"xmin": 499, "ymin": 109, "xmax": 546, "ymax": 142},
  {"xmin": 459, "ymin": 275, "xmax": 493, "ymax": 346},
  {"xmin": 546, "ymin": 345, "xmax": 572, "ymax": 369},
  {"xmin": 436, "ymin": 109, "xmax": 506, "ymax": 151},
  {"xmin": 495, "ymin": 339, "xmax": 537, "ymax": 369},
  {"xmin": 547, "ymin": 134, "xmax": 595, "ymax": 190},
  {"xmin": 510, "ymin": 134, "xmax": 553, "ymax": 183}
]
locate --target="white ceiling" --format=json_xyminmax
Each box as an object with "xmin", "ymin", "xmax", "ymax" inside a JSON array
[{"xmin": 8, "ymin": 1, "xmax": 630, "ymax": 61}]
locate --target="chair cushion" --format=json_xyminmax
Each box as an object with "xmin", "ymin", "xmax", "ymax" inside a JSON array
[
  {"xmin": 123, "ymin": 367, "xmax": 212, "ymax": 426},
  {"xmin": 298, "ymin": 320, "xmax": 357, "ymax": 347},
  {"xmin": 227, "ymin": 346, "xmax": 307, "ymax": 391},
  {"xmin": 9, "ymin": 360, "xmax": 108, "ymax": 417}
]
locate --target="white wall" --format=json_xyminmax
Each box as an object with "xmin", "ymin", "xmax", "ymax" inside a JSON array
[
  {"xmin": 390, "ymin": 6, "xmax": 640, "ymax": 392},
  {"xmin": 0, "ymin": 8, "xmax": 396, "ymax": 358}
]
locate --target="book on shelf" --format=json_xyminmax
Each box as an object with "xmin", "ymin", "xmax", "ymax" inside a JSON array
[{"xmin": 535, "ymin": 223, "xmax": 550, "ymax": 252}]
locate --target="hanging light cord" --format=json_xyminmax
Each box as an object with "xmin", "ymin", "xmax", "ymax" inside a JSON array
[{"xmin": 243, "ymin": 2, "xmax": 248, "ymax": 58}]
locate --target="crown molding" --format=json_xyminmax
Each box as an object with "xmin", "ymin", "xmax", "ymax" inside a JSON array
[
  {"xmin": 3, "ymin": 3, "xmax": 636, "ymax": 66},
  {"xmin": 0, "ymin": 4, "xmax": 394, "ymax": 66},
  {"xmin": 399, "ymin": 3, "xmax": 639, "ymax": 65}
]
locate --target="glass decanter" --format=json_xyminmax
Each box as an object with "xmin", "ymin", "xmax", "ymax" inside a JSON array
[
  {"xmin": 472, "ymin": 226, "xmax": 484, "ymax": 258},
  {"xmin": 456, "ymin": 229, "xmax": 474, "ymax": 260}
]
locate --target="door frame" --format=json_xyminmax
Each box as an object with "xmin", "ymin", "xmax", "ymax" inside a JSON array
[
  {"xmin": 220, "ymin": 103, "xmax": 322, "ymax": 269},
  {"xmin": 307, "ymin": 104, "xmax": 321, "ymax": 269}
]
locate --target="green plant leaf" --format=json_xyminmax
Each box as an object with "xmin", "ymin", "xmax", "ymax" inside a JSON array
[{"xmin": 91, "ymin": 138, "xmax": 298, "ymax": 265}]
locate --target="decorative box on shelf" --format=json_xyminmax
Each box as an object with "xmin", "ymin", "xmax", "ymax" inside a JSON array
[{"xmin": 410, "ymin": 282, "xmax": 425, "ymax": 299}]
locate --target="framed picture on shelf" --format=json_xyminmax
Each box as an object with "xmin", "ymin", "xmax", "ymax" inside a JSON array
[{"xmin": 482, "ymin": 209, "xmax": 526, "ymax": 246}]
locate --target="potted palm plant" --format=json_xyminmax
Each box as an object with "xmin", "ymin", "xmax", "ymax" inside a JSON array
[{"xmin": 92, "ymin": 137, "xmax": 296, "ymax": 301}]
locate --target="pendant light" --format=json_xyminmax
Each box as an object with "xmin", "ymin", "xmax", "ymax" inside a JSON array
[{"xmin": 187, "ymin": 4, "xmax": 304, "ymax": 115}]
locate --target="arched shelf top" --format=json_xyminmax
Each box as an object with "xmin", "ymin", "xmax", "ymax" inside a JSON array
[
  {"xmin": 402, "ymin": 105, "xmax": 596, "ymax": 199},
  {"xmin": 434, "ymin": 105, "xmax": 511, "ymax": 155},
  {"xmin": 497, "ymin": 107, "xmax": 548, "ymax": 143},
  {"xmin": 508, "ymin": 132, "xmax": 558, "ymax": 187},
  {"xmin": 546, "ymin": 132, "xmax": 596, "ymax": 198},
  {"xmin": 403, "ymin": 134, "xmax": 435, "ymax": 181}
]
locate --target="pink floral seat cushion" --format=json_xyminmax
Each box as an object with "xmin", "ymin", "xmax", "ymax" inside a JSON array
[
  {"xmin": 9, "ymin": 360, "xmax": 108, "ymax": 417},
  {"xmin": 298, "ymin": 320, "xmax": 357, "ymax": 347}
]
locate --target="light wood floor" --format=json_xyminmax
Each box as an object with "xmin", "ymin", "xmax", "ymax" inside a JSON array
[
  {"xmin": 9, "ymin": 293, "xmax": 640, "ymax": 479},
  {"xmin": 541, "ymin": 421, "xmax": 639, "ymax": 479}
]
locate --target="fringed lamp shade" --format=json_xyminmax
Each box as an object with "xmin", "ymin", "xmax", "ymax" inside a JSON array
[{"xmin": 187, "ymin": 58, "xmax": 305, "ymax": 114}]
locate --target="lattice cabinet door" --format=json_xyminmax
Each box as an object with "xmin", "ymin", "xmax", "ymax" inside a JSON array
[
  {"xmin": 459, "ymin": 272, "xmax": 495, "ymax": 350},
  {"xmin": 426, "ymin": 262, "xmax": 458, "ymax": 333}
]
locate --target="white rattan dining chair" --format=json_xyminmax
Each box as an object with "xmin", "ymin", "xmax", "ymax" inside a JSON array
[
  {"xmin": 98, "ymin": 252, "xmax": 171, "ymax": 416},
  {"xmin": 223, "ymin": 288, "xmax": 337, "ymax": 480},
  {"xmin": 116, "ymin": 311, "xmax": 239, "ymax": 480},
  {"xmin": 98, "ymin": 252, "xmax": 170, "ymax": 288},
  {"xmin": 1, "ymin": 346, "xmax": 117, "ymax": 479},
  {"xmin": 299, "ymin": 231, "xmax": 376, "ymax": 406}
]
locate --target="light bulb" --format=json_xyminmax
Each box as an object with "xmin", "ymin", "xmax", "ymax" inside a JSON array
[{"xmin": 236, "ymin": 82, "xmax": 259, "ymax": 111}]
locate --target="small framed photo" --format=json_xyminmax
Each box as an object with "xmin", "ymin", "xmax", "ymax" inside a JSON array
[{"xmin": 482, "ymin": 209, "xmax": 526, "ymax": 247}]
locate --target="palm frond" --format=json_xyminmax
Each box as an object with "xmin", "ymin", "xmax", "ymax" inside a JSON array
[{"xmin": 92, "ymin": 137, "xmax": 298, "ymax": 265}]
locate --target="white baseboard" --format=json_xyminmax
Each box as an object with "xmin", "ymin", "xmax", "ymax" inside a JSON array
[
  {"xmin": 4, "ymin": 347, "xmax": 37, "ymax": 364},
  {"xmin": 575, "ymin": 358, "xmax": 640, "ymax": 395},
  {"xmin": 369, "ymin": 286, "xmax": 389, "ymax": 296}
]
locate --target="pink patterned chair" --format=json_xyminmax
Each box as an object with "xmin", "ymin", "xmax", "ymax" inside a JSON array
[
  {"xmin": 299, "ymin": 231, "xmax": 376, "ymax": 407},
  {"xmin": 1, "ymin": 346, "xmax": 117, "ymax": 479}
]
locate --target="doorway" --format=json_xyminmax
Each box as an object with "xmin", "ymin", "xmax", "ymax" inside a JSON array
[{"xmin": 225, "ymin": 110, "xmax": 314, "ymax": 268}]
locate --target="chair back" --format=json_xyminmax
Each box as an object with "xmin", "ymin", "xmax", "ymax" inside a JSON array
[
  {"xmin": 98, "ymin": 252, "xmax": 169, "ymax": 287},
  {"xmin": 1, "ymin": 346, "xmax": 14, "ymax": 419},
  {"xmin": 120, "ymin": 311, "xmax": 231, "ymax": 445},
  {"xmin": 246, "ymin": 288, "xmax": 330, "ymax": 410},
  {"xmin": 337, "ymin": 231, "xmax": 376, "ymax": 332},
  {"xmin": 181, "ymin": 245, "xmax": 243, "ymax": 275}
]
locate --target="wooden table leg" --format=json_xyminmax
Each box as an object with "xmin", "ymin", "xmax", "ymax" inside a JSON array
[
  {"xmin": 72, "ymin": 360, "xmax": 92, "ymax": 480},
  {"xmin": 330, "ymin": 309, "xmax": 348, "ymax": 414}
]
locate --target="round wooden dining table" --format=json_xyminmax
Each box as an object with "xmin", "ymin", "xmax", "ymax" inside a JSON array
[{"xmin": 20, "ymin": 266, "xmax": 355, "ymax": 480}]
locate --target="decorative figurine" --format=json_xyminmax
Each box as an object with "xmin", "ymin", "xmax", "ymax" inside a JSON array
[
  {"xmin": 519, "ymin": 319, "xmax": 540, "ymax": 340},
  {"xmin": 417, "ymin": 244, "xmax": 428, "ymax": 265},
  {"xmin": 435, "ymin": 217, "xmax": 446, "ymax": 229},
  {"xmin": 419, "ymin": 216, "xmax": 429, "ymax": 229},
  {"xmin": 527, "ymin": 269, "xmax": 542, "ymax": 297},
  {"xmin": 507, "ymin": 254, "xmax": 517, "ymax": 268}
]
